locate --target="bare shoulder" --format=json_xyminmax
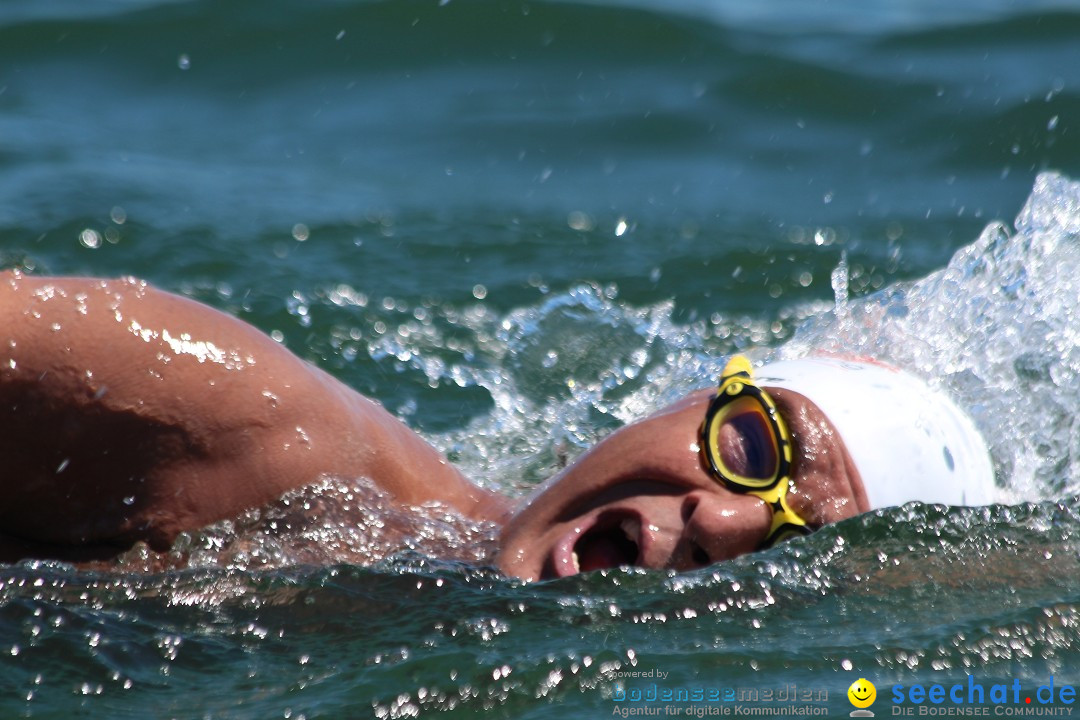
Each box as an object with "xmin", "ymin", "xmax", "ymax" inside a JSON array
[
  {"xmin": 0, "ymin": 270, "xmax": 290, "ymax": 371},
  {"xmin": 0, "ymin": 272, "xmax": 503, "ymax": 560}
]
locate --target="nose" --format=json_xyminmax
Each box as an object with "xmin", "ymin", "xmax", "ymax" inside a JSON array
[{"xmin": 675, "ymin": 491, "xmax": 771, "ymax": 569}]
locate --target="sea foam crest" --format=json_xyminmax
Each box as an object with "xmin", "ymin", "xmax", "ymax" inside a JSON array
[
  {"xmin": 453, "ymin": 173, "xmax": 1080, "ymax": 501},
  {"xmin": 778, "ymin": 172, "xmax": 1080, "ymax": 499}
]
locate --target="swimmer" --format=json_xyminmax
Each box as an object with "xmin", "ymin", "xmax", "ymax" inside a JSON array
[{"xmin": 0, "ymin": 271, "xmax": 996, "ymax": 579}]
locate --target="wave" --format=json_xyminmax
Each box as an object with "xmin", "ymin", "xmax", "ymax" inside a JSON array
[{"xmin": 3, "ymin": 0, "xmax": 1079, "ymax": 75}]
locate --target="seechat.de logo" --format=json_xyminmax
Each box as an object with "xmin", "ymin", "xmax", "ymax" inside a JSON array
[{"xmin": 849, "ymin": 678, "xmax": 877, "ymax": 717}]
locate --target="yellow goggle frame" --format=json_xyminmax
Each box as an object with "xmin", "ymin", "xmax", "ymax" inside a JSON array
[{"xmin": 700, "ymin": 356, "xmax": 810, "ymax": 547}]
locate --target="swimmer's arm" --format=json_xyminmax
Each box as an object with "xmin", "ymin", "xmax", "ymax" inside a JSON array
[{"xmin": 0, "ymin": 272, "xmax": 507, "ymax": 555}]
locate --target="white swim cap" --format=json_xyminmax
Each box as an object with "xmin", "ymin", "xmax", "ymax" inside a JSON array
[{"xmin": 755, "ymin": 356, "xmax": 996, "ymax": 509}]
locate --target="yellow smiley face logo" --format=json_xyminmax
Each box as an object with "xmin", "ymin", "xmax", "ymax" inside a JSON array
[{"xmin": 848, "ymin": 678, "xmax": 877, "ymax": 708}]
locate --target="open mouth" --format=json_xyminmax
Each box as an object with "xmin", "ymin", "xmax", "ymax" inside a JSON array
[{"xmin": 569, "ymin": 515, "xmax": 642, "ymax": 574}]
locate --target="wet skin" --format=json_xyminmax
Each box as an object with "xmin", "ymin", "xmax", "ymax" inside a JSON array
[
  {"xmin": 495, "ymin": 388, "xmax": 870, "ymax": 581},
  {"xmin": 0, "ymin": 271, "xmax": 867, "ymax": 576},
  {"xmin": 0, "ymin": 271, "xmax": 509, "ymax": 561}
]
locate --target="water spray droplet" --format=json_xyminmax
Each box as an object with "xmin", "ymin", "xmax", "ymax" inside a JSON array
[
  {"xmin": 832, "ymin": 251, "xmax": 850, "ymax": 321},
  {"xmin": 79, "ymin": 229, "xmax": 102, "ymax": 249}
]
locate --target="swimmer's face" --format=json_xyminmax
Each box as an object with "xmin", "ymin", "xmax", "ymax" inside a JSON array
[{"xmin": 496, "ymin": 387, "xmax": 870, "ymax": 581}]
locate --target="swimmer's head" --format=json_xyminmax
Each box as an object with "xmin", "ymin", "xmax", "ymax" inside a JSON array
[
  {"xmin": 755, "ymin": 356, "xmax": 995, "ymax": 509},
  {"xmin": 495, "ymin": 358, "xmax": 871, "ymax": 581}
]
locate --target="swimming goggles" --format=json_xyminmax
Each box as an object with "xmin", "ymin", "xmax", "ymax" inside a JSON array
[{"xmin": 700, "ymin": 355, "xmax": 811, "ymax": 547}]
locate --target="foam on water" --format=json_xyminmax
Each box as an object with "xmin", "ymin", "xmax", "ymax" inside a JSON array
[
  {"xmin": 777, "ymin": 171, "xmax": 1080, "ymax": 501},
  {"xmin": 110, "ymin": 478, "xmax": 500, "ymax": 573},
  {"xmin": 423, "ymin": 172, "xmax": 1080, "ymax": 508}
]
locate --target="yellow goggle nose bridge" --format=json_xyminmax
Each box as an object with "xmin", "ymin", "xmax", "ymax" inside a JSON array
[{"xmin": 700, "ymin": 356, "xmax": 810, "ymax": 547}]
